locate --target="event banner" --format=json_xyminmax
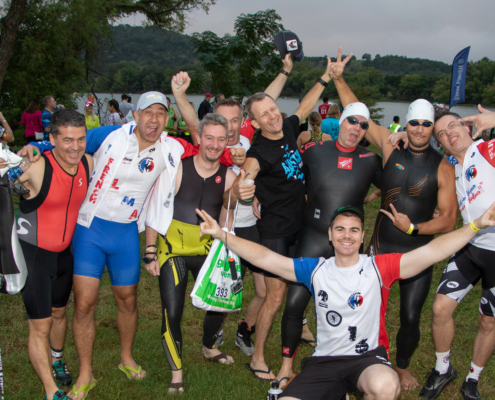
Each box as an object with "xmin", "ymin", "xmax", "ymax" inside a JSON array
[{"xmin": 450, "ymin": 46, "xmax": 470, "ymax": 109}]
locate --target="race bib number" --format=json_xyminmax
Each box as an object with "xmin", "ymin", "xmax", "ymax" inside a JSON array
[{"xmin": 214, "ymin": 285, "xmax": 230, "ymax": 299}]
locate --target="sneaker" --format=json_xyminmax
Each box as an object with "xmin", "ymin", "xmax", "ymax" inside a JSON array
[
  {"xmin": 45, "ymin": 389, "xmax": 71, "ymax": 400},
  {"xmin": 235, "ymin": 320, "xmax": 255, "ymax": 356},
  {"xmin": 52, "ymin": 360, "xmax": 73, "ymax": 387},
  {"xmin": 460, "ymin": 379, "xmax": 481, "ymax": 400},
  {"xmin": 419, "ymin": 364, "xmax": 457, "ymax": 399}
]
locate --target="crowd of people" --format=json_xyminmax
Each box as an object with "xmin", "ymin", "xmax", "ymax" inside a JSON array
[{"xmin": 1, "ymin": 48, "xmax": 495, "ymax": 400}]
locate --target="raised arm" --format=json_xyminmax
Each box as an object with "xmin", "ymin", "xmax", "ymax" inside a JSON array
[
  {"xmin": 171, "ymin": 71, "xmax": 200, "ymax": 144},
  {"xmin": 197, "ymin": 209, "xmax": 296, "ymax": 281},
  {"xmin": 264, "ymin": 53, "xmax": 293, "ymax": 101},
  {"xmin": 400, "ymin": 201, "xmax": 495, "ymax": 279}
]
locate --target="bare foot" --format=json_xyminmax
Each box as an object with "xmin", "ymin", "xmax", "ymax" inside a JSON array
[
  {"xmin": 203, "ymin": 347, "xmax": 234, "ymax": 364},
  {"xmin": 395, "ymin": 366, "xmax": 419, "ymax": 390},
  {"xmin": 168, "ymin": 369, "xmax": 184, "ymax": 393},
  {"xmin": 249, "ymin": 359, "xmax": 276, "ymax": 380},
  {"xmin": 301, "ymin": 324, "xmax": 316, "ymax": 342}
]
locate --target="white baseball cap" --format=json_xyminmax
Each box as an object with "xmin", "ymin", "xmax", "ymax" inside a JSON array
[
  {"xmin": 136, "ymin": 91, "xmax": 168, "ymax": 111},
  {"xmin": 406, "ymin": 99, "xmax": 434, "ymax": 123},
  {"xmin": 339, "ymin": 102, "xmax": 370, "ymax": 125}
]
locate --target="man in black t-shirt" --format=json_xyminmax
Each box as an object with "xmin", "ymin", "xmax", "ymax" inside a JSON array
[{"xmin": 232, "ymin": 59, "xmax": 334, "ymax": 381}]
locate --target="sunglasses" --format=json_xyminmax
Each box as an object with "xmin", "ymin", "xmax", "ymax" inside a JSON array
[
  {"xmin": 346, "ymin": 116, "xmax": 369, "ymax": 130},
  {"xmin": 408, "ymin": 120, "xmax": 433, "ymax": 127}
]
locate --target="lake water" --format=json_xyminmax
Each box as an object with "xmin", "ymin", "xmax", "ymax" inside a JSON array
[{"xmin": 78, "ymin": 93, "xmax": 494, "ymax": 128}]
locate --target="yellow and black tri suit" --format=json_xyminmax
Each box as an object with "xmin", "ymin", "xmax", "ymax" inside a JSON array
[{"xmin": 157, "ymin": 156, "xmax": 227, "ymax": 371}]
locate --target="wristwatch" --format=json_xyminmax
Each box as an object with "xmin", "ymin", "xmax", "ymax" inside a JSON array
[{"xmin": 411, "ymin": 224, "xmax": 419, "ymax": 236}]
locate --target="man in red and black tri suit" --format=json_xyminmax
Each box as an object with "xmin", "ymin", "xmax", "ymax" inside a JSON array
[{"xmin": 15, "ymin": 109, "xmax": 93, "ymax": 400}]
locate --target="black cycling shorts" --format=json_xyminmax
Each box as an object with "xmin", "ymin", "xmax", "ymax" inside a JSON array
[
  {"xmin": 260, "ymin": 232, "xmax": 298, "ymax": 279},
  {"xmin": 437, "ymin": 243, "xmax": 495, "ymax": 317},
  {"xmin": 20, "ymin": 240, "xmax": 73, "ymax": 319},
  {"xmin": 281, "ymin": 346, "xmax": 393, "ymax": 400},
  {"xmin": 235, "ymin": 225, "xmax": 264, "ymax": 275}
]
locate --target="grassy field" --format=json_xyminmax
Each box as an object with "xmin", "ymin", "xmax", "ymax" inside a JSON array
[{"xmin": 1, "ymin": 186, "xmax": 493, "ymax": 400}]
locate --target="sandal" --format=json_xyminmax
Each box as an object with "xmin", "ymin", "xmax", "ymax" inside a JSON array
[
  {"xmin": 299, "ymin": 337, "xmax": 317, "ymax": 347},
  {"xmin": 274, "ymin": 375, "xmax": 296, "ymax": 390},
  {"xmin": 245, "ymin": 363, "xmax": 275, "ymax": 381},
  {"xmin": 70, "ymin": 380, "xmax": 97, "ymax": 400},
  {"xmin": 118, "ymin": 363, "xmax": 144, "ymax": 380},
  {"xmin": 204, "ymin": 351, "xmax": 232, "ymax": 364},
  {"xmin": 168, "ymin": 382, "xmax": 184, "ymax": 394}
]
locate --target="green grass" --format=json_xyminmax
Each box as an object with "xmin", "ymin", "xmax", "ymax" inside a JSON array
[{"xmin": 1, "ymin": 190, "xmax": 493, "ymax": 399}]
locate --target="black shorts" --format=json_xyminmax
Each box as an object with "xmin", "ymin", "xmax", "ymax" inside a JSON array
[
  {"xmin": 235, "ymin": 225, "xmax": 264, "ymax": 275},
  {"xmin": 281, "ymin": 346, "xmax": 393, "ymax": 400},
  {"xmin": 20, "ymin": 240, "xmax": 73, "ymax": 319},
  {"xmin": 260, "ymin": 232, "xmax": 298, "ymax": 278},
  {"xmin": 437, "ymin": 243, "xmax": 495, "ymax": 316}
]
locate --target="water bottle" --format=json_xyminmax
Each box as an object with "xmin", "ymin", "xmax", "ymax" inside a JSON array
[
  {"xmin": 267, "ymin": 381, "xmax": 283, "ymax": 400},
  {"xmin": 6, "ymin": 151, "xmax": 36, "ymax": 183}
]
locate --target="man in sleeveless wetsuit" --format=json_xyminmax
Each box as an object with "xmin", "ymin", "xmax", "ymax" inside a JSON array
[
  {"xmin": 229, "ymin": 56, "xmax": 336, "ymax": 383},
  {"xmin": 329, "ymin": 47, "xmax": 458, "ymax": 390},
  {"xmin": 144, "ymin": 113, "xmax": 237, "ymax": 393},
  {"xmin": 419, "ymin": 109, "xmax": 495, "ymax": 400},
  {"xmin": 278, "ymin": 102, "xmax": 383, "ymax": 384},
  {"xmin": 14, "ymin": 109, "xmax": 92, "ymax": 400}
]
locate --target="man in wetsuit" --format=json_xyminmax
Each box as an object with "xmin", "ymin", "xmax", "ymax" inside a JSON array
[
  {"xmin": 196, "ymin": 201, "xmax": 495, "ymax": 400},
  {"xmin": 419, "ymin": 108, "xmax": 495, "ymax": 400},
  {"xmin": 144, "ymin": 113, "xmax": 237, "ymax": 393},
  {"xmin": 278, "ymin": 101, "xmax": 382, "ymax": 385},
  {"xmin": 228, "ymin": 57, "xmax": 336, "ymax": 383},
  {"xmin": 13, "ymin": 109, "xmax": 92, "ymax": 400},
  {"xmin": 329, "ymin": 47, "xmax": 458, "ymax": 390}
]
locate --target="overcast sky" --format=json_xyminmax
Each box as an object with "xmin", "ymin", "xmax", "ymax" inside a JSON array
[{"xmin": 118, "ymin": 0, "xmax": 494, "ymax": 64}]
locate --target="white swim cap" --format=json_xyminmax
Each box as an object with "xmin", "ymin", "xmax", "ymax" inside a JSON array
[
  {"xmin": 406, "ymin": 99, "xmax": 434, "ymax": 123},
  {"xmin": 339, "ymin": 102, "xmax": 370, "ymax": 125}
]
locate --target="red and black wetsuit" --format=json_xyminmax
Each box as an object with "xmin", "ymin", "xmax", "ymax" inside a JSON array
[{"xmin": 282, "ymin": 140, "xmax": 383, "ymax": 358}]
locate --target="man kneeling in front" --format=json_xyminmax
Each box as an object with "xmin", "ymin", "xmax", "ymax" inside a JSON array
[{"xmin": 195, "ymin": 202, "xmax": 495, "ymax": 400}]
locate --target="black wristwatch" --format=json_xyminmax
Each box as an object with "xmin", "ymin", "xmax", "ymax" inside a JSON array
[
  {"xmin": 142, "ymin": 252, "xmax": 157, "ymax": 264},
  {"xmin": 317, "ymin": 78, "xmax": 328, "ymax": 87},
  {"xmin": 280, "ymin": 69, "xmax": 290, "ymax": 77},
  {"xmin": 411, "ymin": 224, "xmax": 419, "ymax": 236}
]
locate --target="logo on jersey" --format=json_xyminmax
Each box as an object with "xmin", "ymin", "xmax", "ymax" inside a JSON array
[
  {"xmin": 314, "ymin": 209, "xmax": 321, "ymax": 219},
  {"xmin": 286, "ymin": 39, "xmax": 298, "ymax": 51},
  {"xmin": 282, "ymin": 347, "xmax": 290, "ymax": 355},
  {"xmin": 138, "ymin": 157, "xmax": 155, "ymax": 173},
  {"xmin": 348, "ymin": 326, "xmax": 357, "ymax": 342},
  {"xmin": 359, "ymin": 152, "xmax": 375, "ymax": 158},
  {"xmin": 215, "ymin": 176, "xmax": 222, "ymax": 184},
  {"xmin": 481, "ymin": 297, "xmax": 488, "ymax": 305},
  {"xmin": 326, "ymin": 311, "xmax": 342, "ymax": 327},
  {"xmin": 471, "ymin": 152, "xmax": 476, "ymax": 158},
  {"xmin": 122, "ymin": 157, "xmax": 133, "ymax": 165},
  {"xmin": 355, "ymin": 339, "xmax": 369, "ymax": 354},
  {"xmin": 105, "ymin": 144, "xmax": 112, "ymax": 154},
  {"xmin": 446, "ymin": 281, "xmax": 459, "ymax": 289},
  {"xmin": 122, "ymin": 196, "xmax": 135, "ymax": 207},
  {"xmin": 466, "ymin": 166, "xmax": 477, "ymax": 181},
  {"xmin": 17, "ymin": 218, "xmax": 31, "ymax": 235},
  {"xmin": 395, "ymin": 163, "xmax": 404, "ymax": 170},
  {"xmin": 338, "ymin": 157, "xmax": 353, "ymax": 170},
  {"xmin": 318, "ymin": 290, "xmax": 328, "ymax": 308},
  {"xmin": 348, "ymin": 293, "xmax": 364, "ymax": 309},
  {"xmin": 78, "ymin": 178, "xmax": 83, "ymax": 186},
  {"xmin": 376, "ymin": 356, "xmax": 392, "ymax": 366},
  {"xmin": 111, "ymin": 179, "xmax": 120, "ymax": 190},
  {"xmin": 168, "ymin": 153, "xmax": 175, "ymax": 167}
]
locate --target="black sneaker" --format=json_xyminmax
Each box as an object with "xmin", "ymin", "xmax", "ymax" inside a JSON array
[
  {"xmin": 52, "ymin": 360, "xmax": 73, "ymax": 386},
  {"xmin": 419, "ymin": 364, "xmax": 457, "ymax": 399},
  {"xmin": 460, "ymin": 379, "xmax": 481, "ymax": 400},
  {"xmin": 235, "ymin": 320, "xmax": 255, "ymax": 356}
]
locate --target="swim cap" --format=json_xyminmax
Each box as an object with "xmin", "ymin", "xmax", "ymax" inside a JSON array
[
  {"xmin": 406, "ymin": 99, "xmax": 434, "ymax": 123},
  {"xmin": 339, "ymin": 102, "xmax": 370, "ymax": 125}
]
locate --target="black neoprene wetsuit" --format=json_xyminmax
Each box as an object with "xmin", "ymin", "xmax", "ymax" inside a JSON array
[
  {"xmin": 157, "ymin": 156, "xmax": 227, "ymax": 371},
  {"xmin": 368, "ymin": 143, "xmax": 443, "ymax": 369},
  {"xmin": 281, "ymin": 140, "xmax": 382, "ymax": 358}
]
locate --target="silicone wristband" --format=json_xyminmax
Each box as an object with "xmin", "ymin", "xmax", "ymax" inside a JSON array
[
  {"xmin": 470, "ymin": 220, "xmax": 481, "ymax": 233},
  {"xmin": 406, "ymin": 223, "xmax": 414, "ymax": 235}
]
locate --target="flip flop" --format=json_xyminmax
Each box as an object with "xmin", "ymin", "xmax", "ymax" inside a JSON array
[
  {"xmin": 299, "ymin": 337, "xmax": 317, "ymax": 347},
  {"xmin": 204, "ymin": 351, "xmax": 232, "ymax": 364},
  {"xmin": 71, "ymin": 380, "xmax": 97, "ymax": 400},
  {"xmin": 118, "ymin": 363, "xmax": 144, "ymax": 380},
  {"xmin": 168, "ymin": 382, "xmax": 184, "ymax": 394},
  {"xmin": 274, "ymin": 375, "xmax": 296, "ymax": 390},
  {"xmin": 244, "ymin": 363, "xmax": 274, "ymax": 381}
]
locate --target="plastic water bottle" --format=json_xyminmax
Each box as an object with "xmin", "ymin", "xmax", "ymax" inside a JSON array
[
  {"xmin": 267, "ymin": 381, "xmax": 283, "ymax": 400},
  {"xmin": 6, "ymin": 151, "xmax": 36, "ymax": 184}
]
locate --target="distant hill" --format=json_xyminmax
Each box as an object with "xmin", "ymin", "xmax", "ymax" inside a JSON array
[{"xmin": 362, "ymin": 55, "xmax": 450, "ymax": 76}]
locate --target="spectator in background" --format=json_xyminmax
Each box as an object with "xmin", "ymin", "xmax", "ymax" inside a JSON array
[
  {"xmin": 119, "ymin": 94, "xmax": 135, "ymax": 121},
  {"xmin": 320, "ymin": 104, "xmax": 340, "ymax": 139},
  {"xmin": 84, "ymin": 101, "xmax": 100, "ymax": 130},
  {"xmin": 389, "ymin": 116, "xmax": 402, "ymax": 132},
  {"xmin": 107, "ymin": 99, "xmax": 125, "ymax": 125},
  {"xmin": 0, "ymin": 111, "xmax": 14, "ymax": 145},
  {"xmin": 166, "ymin": 97, "xmax": 178, "ymax": 129},
  {"xmin": 41, "ymin": 96, "xmax": 60, "ymax": 141},
  {"xmin": 209, "ymin": 93, "xmax": 225, "ymax": 113},
  {"xmin": 21, "ymin": 98, "xmax": 43, "ymax": 142},
  {"xmin": 198, "ymin": 93, "xmax": 213, "ymax": 120},
  {"xmin": 297, "ymin": 111, "xmax": 332, "ymax": 149},
  {"xmin": 318, "ymin": 96, "xmax": 332, "ymax": 120}
]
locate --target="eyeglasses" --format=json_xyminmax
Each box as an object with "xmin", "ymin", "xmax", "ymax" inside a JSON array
[
  {"xmin": 408, "ymin": 120, "xmax": 433, "ymax": 127},
  {"xmin": 346, "ymin": 116, "xmax": 369, "ymax": 130}
]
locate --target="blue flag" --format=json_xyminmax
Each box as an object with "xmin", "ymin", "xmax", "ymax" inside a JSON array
[{"xmin": 450, "ymin": 46, "xmax": 470, "ymax": 109}]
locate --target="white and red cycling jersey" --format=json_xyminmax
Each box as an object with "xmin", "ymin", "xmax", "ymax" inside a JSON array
[{"xmin": 453, "ymin": 139, "xmax": 495, "ymax": 251}]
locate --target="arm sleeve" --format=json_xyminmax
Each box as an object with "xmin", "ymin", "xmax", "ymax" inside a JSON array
[
  {"xmin": 374, "ymin": 253, "xmax": 403, "ymax": 289},
  {"xmin": 293, "ymin": 257, "xmax": 320, "ymax": 290}
]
